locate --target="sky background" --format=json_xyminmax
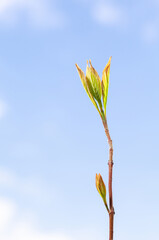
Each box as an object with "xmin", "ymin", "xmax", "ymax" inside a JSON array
[{"xmin": 0, "ymin": 0, "xmax": 159, "ymax": 239}]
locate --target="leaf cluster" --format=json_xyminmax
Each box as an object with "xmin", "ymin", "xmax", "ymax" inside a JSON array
[{"xmin": 75, "ymin": 57, "xmax": 111, "ymax": 121}]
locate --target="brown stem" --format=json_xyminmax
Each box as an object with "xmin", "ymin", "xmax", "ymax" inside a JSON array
[{"xmin": 102, "ymin": 117, "xmax": 115, "ymax": 240}]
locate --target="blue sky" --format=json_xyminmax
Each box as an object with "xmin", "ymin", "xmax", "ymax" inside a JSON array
[{"xmin": 0, "ymin": 0, "xmax": 159, "ymax": 239}]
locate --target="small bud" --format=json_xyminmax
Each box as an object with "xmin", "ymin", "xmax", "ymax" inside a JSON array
[
  {"xmin": 96, "ymin": 173, "xmax": 109, "ymax": 212},
  {"xmin": 96, "ymin": 173, "xmax": 106, "ymax": 200}
]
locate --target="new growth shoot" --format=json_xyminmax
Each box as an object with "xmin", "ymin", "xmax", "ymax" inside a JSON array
[{"xmin": 75, "ymin": 57, "xmax": 115, "ymax": 240}]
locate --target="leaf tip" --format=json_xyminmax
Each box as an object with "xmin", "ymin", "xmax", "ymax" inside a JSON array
[{"xmin": 103, "ymin": 57, "xmax": 112, "ymax": 74}]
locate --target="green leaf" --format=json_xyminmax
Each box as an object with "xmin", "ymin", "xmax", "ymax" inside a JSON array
[
  {"xmin": 75, "ymin": 64, "xmax": 102, "ymax": 117},
  {"xmin": 102, "ymin": 57, "xmax": 111, "ymax": 116},
  {"xmin": 86, "ymin": 60, "xmax": 103, "ymax": 110}
]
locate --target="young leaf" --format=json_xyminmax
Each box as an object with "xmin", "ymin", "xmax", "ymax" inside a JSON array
[
  {"xmin": 102, "ymin": 57, "xmax": 111, "ymax": 116},
  {"xmin": 96, "ymin": 173, "xmax": 109, "ymax": 212},
  {"xmin": 86, "ymin": 60, "xmax": 103, "ymax": 110},
  {"xmin": 75, "ymin": 64, "xmax": 102, "ymax": 117},
  {"xmin": 75, "ymin": 64, "xmax": 89, "ymax": 96}
]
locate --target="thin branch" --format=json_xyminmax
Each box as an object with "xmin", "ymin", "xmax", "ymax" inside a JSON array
[{"xmin": 101, "ymin": 116, "xmax": 115, "ymax": 240}]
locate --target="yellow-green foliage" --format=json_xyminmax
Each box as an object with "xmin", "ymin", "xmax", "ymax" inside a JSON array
[{"xmin": 75, "ymin": 57, "xmax": 111, "ymax": 120}]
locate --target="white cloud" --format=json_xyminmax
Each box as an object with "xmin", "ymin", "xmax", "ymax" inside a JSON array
[
  {"xmin": 0, "ymin": 197, "xmax": 72, "ymax": 240},
  {"xmin": 0, "ymin": 100, "xmax": 7, "ymax": 119},
  {"xmin": 0, "ymin": 170, "xmax": 101, "ymax": 240},
  {"xmin": 92, "ymin": 2, "xmax": 126, "ymax": 26},
  {"xmin": 140, "ymin": 0, "xmax": 159, "ymax": 44},
  {"xmin": 0, "ymin": 0, "xmax": 65, "ymax": 28},
  {"xmin": 0, "ymin": 198, "xmax": 16, "ymax": 231},
  {"xmin": 141, "ymin": 22, "xmax": 159, "ymax": 43},
  {"xmin": 0, "ymin": 197, "xmax": 100, "ymax": 240},
  {"xmin": 0, "ymin": 167, "xmax": 53, "ymax": 202}
]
